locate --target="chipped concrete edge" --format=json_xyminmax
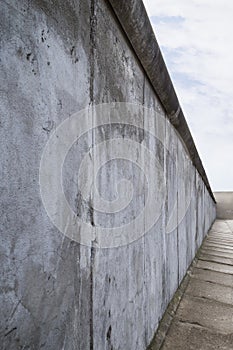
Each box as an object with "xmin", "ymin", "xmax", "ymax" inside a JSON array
[
  {"xmin": 106, "ymin": 0, "xmax": 216, "ymax": 203},
  {"xmin": 146, "ymin": 236, "xmax": 210, "ymax": 350}
]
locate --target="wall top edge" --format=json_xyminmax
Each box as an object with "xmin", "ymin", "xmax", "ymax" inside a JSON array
[{"xmin": 107, "ymin": 0, "xmax": 216, "ymax": 203}]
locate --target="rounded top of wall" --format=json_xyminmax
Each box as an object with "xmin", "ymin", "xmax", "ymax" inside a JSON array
[{"xmin": 107, "ymin": 0, "xmax": 215, "ymax": 203}]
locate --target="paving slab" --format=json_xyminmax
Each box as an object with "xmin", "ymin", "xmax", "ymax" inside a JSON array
[
  {"xmin": 203, "ymin": 245, "xmax": 233, "ymax": 252},
  {"xmin": 206, "ymin": 236, "xmax": 233, "ymax": 242},
  {"xmin": 207, "ymin": 231, "xmax": 233, "ymax": 236},
  {"xmin": 186, "ymin": 278, "xmax": 233, "ymax": 305},
  {"xmin": 207, "ymin": 232, "xmax": 233, "ymax": 237},
  {"xmin": 196, "ymin": 260, "xmax": 233, "ymax": 274},
  {"xmin": 202, "ymin": 242, "xmax": 233, "ymax": 251},
  {"xmin": 199, "ymin": 253, "xmax": 233, "ymax": 266},
  {"xmin": 205, "ymin": 239, "xmax": 233, "ymax": 246},
  {"xmin": 161, "ymin": 321, "xmax": 233, "ymax": 350},
  {"xmin": 206, "ymin": 238, "xmax": 233, "ymax": 244},
  {"xmin": 191, "ymin": 267, "xmax": 233, "ymax": 287},
  {"xmin": 207, "ymin": 238, "xmax": 233, "ymax": 245},
  {"xmin": 202, "ymin": 246, "xmax": 233, "ymax": 255},
  {"xmin": 207, "ymin": 236, "xmax": 233, "ymax": 241},
  {"xmin": 175, "ymin": 295, "xmax": 233, "ymax": 334},
  {"xmin": 201, "ymin": 248, "xmax": 233, "ymax": 259}
]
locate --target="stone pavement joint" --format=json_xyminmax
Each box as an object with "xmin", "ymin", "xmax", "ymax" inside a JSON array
[{"xmin": 148, "ymin": 220, "xmax": 233, "ymax": 350}]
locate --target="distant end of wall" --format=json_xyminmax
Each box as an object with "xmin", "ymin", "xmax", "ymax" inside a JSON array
[{"xmin": 214, "ymin": 192, "xmax": 233, "ymax": 219}]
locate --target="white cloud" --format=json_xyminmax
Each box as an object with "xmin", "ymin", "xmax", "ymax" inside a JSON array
[{"xmin": 143, "ymin": 0, "xmax": 233, "ymax": 191}]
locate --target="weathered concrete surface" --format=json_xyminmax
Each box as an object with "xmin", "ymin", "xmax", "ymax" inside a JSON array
[
  {"xmin": 149, "ymin": 220, "xmax": 233, "ymax": 350},
  {"xmin": 0, "ymin": 0, "xmax": 216, "ymax": 349},
  {"xmin": 215, "ymin": 192, "xmax": 233, "ymax": 219}
]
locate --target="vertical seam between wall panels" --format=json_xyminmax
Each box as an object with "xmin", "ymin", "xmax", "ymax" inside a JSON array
[
  {"xmin": 142, "ymin": 74, "xmax": 147, "ymax": 346},
  {"xmin": 177, "ymin": 145, "xmax": 180, "ymax": 285},
  {"xmin": 90, "ymin": 246, "xmax": 95, "ymax": 350},
  {"xmin": 89, "ymin": 0, "xmax": 96, "ymax": 348},
  {"xmin": 89, "ymin": 0, "xmax": 96, "ymax": 105}
]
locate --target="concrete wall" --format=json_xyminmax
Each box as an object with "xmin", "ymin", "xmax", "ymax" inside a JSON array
[
  {"xmin": 0, "ymin": 0, "xmax": 216, "ymax": 349},
  {"xmin": 215, "ymin": 192, "xmax": 233, "ymax": 219}
]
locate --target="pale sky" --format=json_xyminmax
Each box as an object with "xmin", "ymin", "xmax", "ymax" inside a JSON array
[{"xmin": 143, "ymin": 0, "xmax": 233, "ymax": 191}]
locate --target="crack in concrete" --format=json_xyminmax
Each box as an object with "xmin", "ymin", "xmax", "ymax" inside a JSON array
[
  {"xmin": 178, "ymin": 319, "xmax": 205, "ymax": 329},
  {"xmin": 4, "ymin": 327, "xmax": 17, "ymax": 337}
]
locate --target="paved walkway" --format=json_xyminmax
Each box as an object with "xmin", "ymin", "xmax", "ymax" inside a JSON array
[{"xmin": 149, "ymin": 220, "xmax": 233, "ymax": 350}]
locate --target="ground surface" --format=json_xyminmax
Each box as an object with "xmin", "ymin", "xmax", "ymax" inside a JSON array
[{"xmin": 149, "ymin": 220, "xmax": 233, "ymax": 350}]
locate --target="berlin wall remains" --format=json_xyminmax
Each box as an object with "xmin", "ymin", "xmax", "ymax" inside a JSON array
[{"xmin": 0, "ymin": 0, "xmax": 216, "ymax": 349}]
